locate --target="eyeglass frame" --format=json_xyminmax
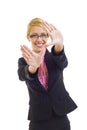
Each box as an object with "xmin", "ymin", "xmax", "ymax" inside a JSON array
[{"xmin": 29, "ymin": 33, "xmax": 49, "ymax": 40}]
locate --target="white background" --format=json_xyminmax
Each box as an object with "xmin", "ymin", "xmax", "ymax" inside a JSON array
[{"xmin": 0, "ymin": 0, "xmax": 87, "ymax": 129}]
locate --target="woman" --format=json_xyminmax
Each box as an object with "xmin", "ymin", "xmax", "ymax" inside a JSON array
[{"xmin": 18, "ymin": 18, "xmax": 77, "ymax": 130}]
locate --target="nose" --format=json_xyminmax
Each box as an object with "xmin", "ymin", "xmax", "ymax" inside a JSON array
[{"xmin": 37, "ymin": 36, "xmax": 42, "ymax": 41}]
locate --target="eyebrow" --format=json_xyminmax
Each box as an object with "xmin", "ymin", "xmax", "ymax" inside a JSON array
[{"xmin": 30, "ymin": 33, "xmax": 48, "ymax": 35}]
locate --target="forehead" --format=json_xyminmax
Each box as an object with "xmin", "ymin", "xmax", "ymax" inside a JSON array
[{"xmin": 30, "ymin": 26, "xmax": 46, "ymax": 34}]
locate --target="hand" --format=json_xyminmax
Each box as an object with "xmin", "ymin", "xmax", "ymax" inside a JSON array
[
  {"xmin": 42, "ymin": 22, "xmax": 63, "ymax": 49},
  {"xmin": 20, "ymin": 45, "xmax": 46, "ymax": 68}
]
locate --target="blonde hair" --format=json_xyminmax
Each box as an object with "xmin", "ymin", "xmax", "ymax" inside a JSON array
[{"xmin": 27, "ymin": 17, "xmax": 44, "ymax": 38}]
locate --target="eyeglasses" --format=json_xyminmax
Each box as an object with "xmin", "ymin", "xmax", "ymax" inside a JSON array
[{"xmin": 29, "ymin": 33, "xmax": 48, "ymax": 40}]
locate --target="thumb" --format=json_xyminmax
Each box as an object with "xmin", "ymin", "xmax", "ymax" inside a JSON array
[
  {"xmin": 45, "ymin": 42, "xmax": 53, "ymax": 48},
  {"xmin": 39, "ymin": 47, "xmax": 46, "ymax": 57}
]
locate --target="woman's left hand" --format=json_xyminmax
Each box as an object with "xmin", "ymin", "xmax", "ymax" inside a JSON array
[{"xmin": 42, "ymin": 22, "xmax": 63, "ymax": 49}]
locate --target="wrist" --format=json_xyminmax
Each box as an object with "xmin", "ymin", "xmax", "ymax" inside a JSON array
[
  {"xmin": 54, "ymin": 43, "xmax": 63, "ymax": 53},
  {"xmin": 28, "ymin": 65, "xmax": 38, "ymax": 74}
]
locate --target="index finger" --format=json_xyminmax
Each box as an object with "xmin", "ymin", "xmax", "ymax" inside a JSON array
[{"xmin": 21, "ymin": 45, "xmax": 33, "ymax": 56}]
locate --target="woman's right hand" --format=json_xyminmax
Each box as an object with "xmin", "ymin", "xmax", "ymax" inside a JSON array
[{"xmin": 20, "ymin": 45, "xmax": 45, "ymax": 68}]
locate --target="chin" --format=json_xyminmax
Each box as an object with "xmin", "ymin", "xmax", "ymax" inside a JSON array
[
  {"xmin": 34, "ymin": 49, "xmax": 41, "ymax": 53},
  {"xmin": 37, "ymin": 47, "xmax": 43, "ymax": 51}
]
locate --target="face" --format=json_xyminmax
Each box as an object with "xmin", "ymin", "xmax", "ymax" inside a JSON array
[{"xmin": 28, "ymin": 26, "xmax": 48, "ymax": 53}]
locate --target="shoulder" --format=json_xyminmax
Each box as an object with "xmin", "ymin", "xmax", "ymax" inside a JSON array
[{"xmin": 18, "ymin": 57, "xmax": 27, "ymax": 65}]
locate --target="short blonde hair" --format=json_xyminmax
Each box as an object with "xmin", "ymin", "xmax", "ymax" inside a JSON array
[{"xmin": 27, "ymin": 17, "xmax": 44, "ymax": 38}]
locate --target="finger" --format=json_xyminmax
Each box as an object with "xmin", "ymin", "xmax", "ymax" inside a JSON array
[
  {"xmin": 42, "ymin": 22, "xmax": 54, "ymax": 33},
  {"xmin": 22, "ymin": 51, "xmax": 29, "ymax": 60},
  {"xmin": 21, "ymin": 45, "xmax": 33, "ymax": 56},
  {"xmin": 22, "ymin": 52, "xmax": 33, "ymax": 65},
  {"xmin": 39, "ymin": 47, "xmax": 46, "ymax": 57},
  {"xmin": 22, "ymin": 53, "xmax": 29, "ymax": 64},
  {"xmin": 42, "ymin": 22, "xmax": 51, "ymax": 34},
  {"xmin": 22, "ymin": 45, "xmax": 32, "ymax": 55},
  {"xmin": 50, "ymin": 24, "xmax": 57, "ymax": 30},
  {"xmin": 45, "ymin": 42, "xmax": 53, "ymax": 48}
]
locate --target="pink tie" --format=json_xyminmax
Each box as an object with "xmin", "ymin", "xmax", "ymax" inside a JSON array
[{"xmin": 38, "ymin": 60, "xmax": 48, "ymax": 90}]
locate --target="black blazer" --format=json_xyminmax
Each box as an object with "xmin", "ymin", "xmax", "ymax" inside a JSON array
[{"xmin": 18, "ymin": 46, "xmax": 77, "ymax": 121}]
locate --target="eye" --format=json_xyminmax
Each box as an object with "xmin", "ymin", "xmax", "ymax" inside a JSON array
[
  {"xmin": 41, "ymin": 33, "xmax": 48, "ymax": 38},
  {"xmin": 30, "ymin": 34, "xmax": 38, "ymax": 38}
]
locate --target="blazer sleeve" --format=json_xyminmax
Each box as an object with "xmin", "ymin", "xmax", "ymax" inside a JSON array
[
  {"xmin": 51, "ymin": 46, "xmax": 68, "ymax": 70},
  {"xmin": 17, "ymin": 57, "xmax": 38, "ymax": 81}
]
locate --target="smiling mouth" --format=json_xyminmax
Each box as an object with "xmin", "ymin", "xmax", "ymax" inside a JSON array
[
  {"xmin": 36, "ymin": 42, "xmax": 45, "ymax": 47},
  {"xmin": 37, "ymin": 44, "xmax": 43, "ymax": 47}
]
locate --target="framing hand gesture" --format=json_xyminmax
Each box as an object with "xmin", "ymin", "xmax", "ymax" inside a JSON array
[
  {"xmin": 42, "ymin": 22, "xmax": 63, "ymax": 51},
  {"xmin": 21, "ymin": 45, "xmax": 46, "ymax": 68}
]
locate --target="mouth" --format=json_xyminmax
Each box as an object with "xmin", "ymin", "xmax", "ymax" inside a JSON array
[
  {"xmin": 37, "ymin": 43, "xmax": 43, "ymax": 47},
  {"xmin": 36, "ymin": 42, "xmax": 45, "ymax": 48}
]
